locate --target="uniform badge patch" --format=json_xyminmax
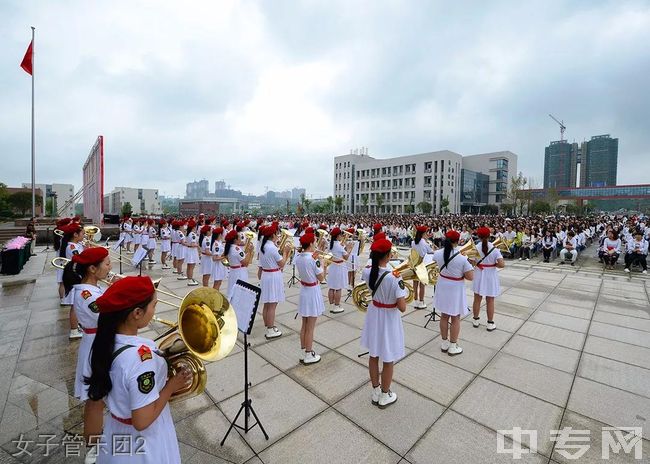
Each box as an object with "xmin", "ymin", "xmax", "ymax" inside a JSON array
[
  {"xmin": 398, "ymin": 280, "xmax": 405, "ymax": 290},
  {"xmin": 138, "ymin": 345, "xmax": 153, "ymax": 362},
  {"xmin": 137, "ymin": 371, "xmax": 155, "ymax": 394},
  {"xmin": 239, "ymin": 251, "xmax": 244, "ymax": 258},
  {"xmin": 81, "ymin": 290, "xmax": 92, "ymax": 300},
  {"xmin": 316, "ymin": 260, "xmax": 321, "ymax": 268},
  {"xmin": 88, "ymin": 302, "xmax": 99, "ymax": 313}
]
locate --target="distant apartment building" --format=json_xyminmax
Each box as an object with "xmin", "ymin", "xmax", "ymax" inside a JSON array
[
  {"xmin": 186, "ymin": 180, "xmax": 210, "ymax": 199},
  {"xmin": 291, "ymin": 187, "xmax": 306, "ymax": 200},
  {"xmin": 22, "ymin": 182, "xmax": 74, "ymax": 217},
  {"xmin": 107, "ymin": 187, "xmax": 162, "ymax": 215}
]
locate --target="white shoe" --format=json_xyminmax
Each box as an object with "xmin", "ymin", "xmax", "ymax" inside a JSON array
[
  {"xmin": 330, "ymin": 305, "xmax": 344, "ymax": 314},
  {"xmin": 148, "ymin": 260, "xmax": 157, "ymax": 265},
  {"xmin": 162, "ymin": 265, "xmax": 171, "ymax": 270},
  {"xmin": 525, "ymin": 258, "xmax": 530, "ymax": 261},
  {"xmin": 302, "ymin": 351, "xmax": 321, "ymax": 365},
  {"xmin": 84, "ymin": 446, "xmax": 98, "ymax": 464},
  {"xmin": 371, "ymin": 385, "xmax": 381, "ymax": 405},
  {"xmin": 440, "ymin": 339, "xmax": 450, "ymax": 352},
  {"xmin": 378, "ymin": 390, "xmax": 397, "ymax": 409},
  {"xmin": 417, "ymin": 300, "xmax": 427, "ymax": 309},
  {"xmin": 265, "ymin": 326, "xmax": 282, "ymax": 339},
  {"xmin": 447, "ymin": 342, "xmax": 463, "ymax": 356},
  {"xmin": 69, "ymin": 328, "xmax": 83, "ymax": 340},
  {"xmin": 624, "ymin": 268, "xmax": 630, "ymax": 273},
  {"xmin": 187, "ymin": 279, "xmax": 199, "ymax": 286},
  {"xmin": 643, "ymin": 270, "xmax": 648, "ymax": 274},
  {"xmin": 472, "ymin": 317, "xmax": 480, "ymax": 328},
  {"xmin": 487, "ymin": 321, "xmax": 496, "ymax": 332},
  {"xmin": 177, "ymin": 275, "xmax": 188, "ymax": 280},
  {"xmin": 518, "ymin": 257, "xmax": 522, "ymax": 260},
  {"xmin": 171, "ymin": 270, "xmax": 179, "ymax": 274}
]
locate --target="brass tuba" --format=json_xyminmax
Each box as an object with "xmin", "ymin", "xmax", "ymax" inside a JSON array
[
  {"xmin": 458, "ymin": 240, "xmax": 481, "ymax": 260},
  {"xmin": 352, "ymin": 278, "xmax": 414, "ymax": 312},
  {"xmin": 491, "ymin": 237, "xmax": 511, "ymax": 254}
]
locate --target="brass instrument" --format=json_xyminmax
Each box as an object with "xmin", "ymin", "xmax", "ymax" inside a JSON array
[
  {"xmin": 312, "ymin": 249, "xmax": 334, "ymax": 266},
  {"xmin": 357, "ymin": 229, "xmax": 368, "ymax": 254},
  {"xmin": 491, "ymin": 237, "xmax": 511, "ymax": 254},
  {"xmin": 458, "ymin": 240, "xmax": 481, "ymax": 260},
  {"xmin": 340, "ymin": 229, "xmax": 355, "ymax": 245},
  {"xmin": 278, "ymin": 229, "xmax": 296, "ymax": 255},
  {"xmin": 352, "ymin": 279, "xmax": 414, "ymax": 312}
]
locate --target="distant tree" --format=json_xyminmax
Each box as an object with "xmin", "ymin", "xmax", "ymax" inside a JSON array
[
  {"xmin": 441, "ymin": 196, "xmax": 450, "ymax": 214},
  {"xmin": 376, "ymin": 194, "xmax": 384, "ymax": 213},
  {"xmin": 0, "ymin": 183, "xmax": 9, "ymax": 212},
  {"xmin": 483, "ymin": 204, "xmax": 499, "ymax": 215},
  {"xmin": 417, "ymin": 201, "xmax": 432, "ymax": 214},
  {"xmin": 303, "ymin": 198, "xmax": 311, "ymax": 213},
  {"xmin": 334, "ymin": 195, "xmax": 344, "ymax": 213},
  {"xmin": 361, "ymin": 194, "xmax": 369, "ymax": 213},
  {"xmin": 326, "ymin": 196, "xmax": 334, "ymax": 213},
  {"xmin": 530, "ymin": 200, "xmax": 551, "ymax": 214},
  {"xmin": 9, "ymin": 191, "xmax": 42, "ymax": 217},
  {"xmin": 121, "ymin": 202, "xmax": 133, "ymax": 217},
  {"xmin": 545, "ymin": 187, "xmax": 560, "ymax": 212}
]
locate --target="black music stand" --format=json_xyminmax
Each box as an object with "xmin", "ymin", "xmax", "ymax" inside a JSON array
[
  {"xmin": 287, "ymin": 264, "xmax": 298, "ymax": 287},
  {"xmin": 221, "ymin": 280, "xmax": 269, "ymax": 446},
  {"xmin": 423, "ymin": 284, "xmax": 439, "ymax": 328}
]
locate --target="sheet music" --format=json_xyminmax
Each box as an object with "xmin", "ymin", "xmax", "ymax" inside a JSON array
[
  {"xmin": 230, "ymin": 280, "xmax": 260, "ymax": 334},
  {"xmin": 112, "ymin": 236, "xmax": 125, "ymax": 250}
]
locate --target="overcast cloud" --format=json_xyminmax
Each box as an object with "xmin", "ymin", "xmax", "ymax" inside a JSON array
[{"xmin": 1, "ymin": 0, "xmax": 649, "ymax": 198}]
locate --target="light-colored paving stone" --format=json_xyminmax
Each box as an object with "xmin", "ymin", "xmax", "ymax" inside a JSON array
[
  {"xmin": 517, "ymin": 320, "xmax": 585, "ymax": 350},
  {"xmin": 502, "ymin": 335, "xmax": 581, "ymax": 374},
  {"xmin": 577, "ymin": 353, "xmax": 650, "ymax": 399},
  {"xmin": 583, "ymin": 335, "xmax": 650, "ymax": 370},
  {"xmin": 419, "ymin": 335, "xmax": 497, "ymax": 374}
]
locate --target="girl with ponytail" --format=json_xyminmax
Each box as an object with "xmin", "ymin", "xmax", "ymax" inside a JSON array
[
  {"xmin": 326, "ymin": 227, "xmax": 354, "ymax": 314},
  {"xmin": 58, "ymin": 222, "xmax": 85, "ymax": 339},
  {"xmin": 411, "ymin": 225, "xmax": 434, "ymax": 309},
  {"xmin": 83, "ymin": 276, "xmax": 191, "ymax": 463},
  {"xmin": 210, "ymin": 227, "xmax": 227, "ymax": 290},
  {"xmin": 360, "ymin": 238, "xmax": 407, "ymax": 409},
  {"xmin": 471, "ymin": 227, "xmax": 505, "ymax": 332}
]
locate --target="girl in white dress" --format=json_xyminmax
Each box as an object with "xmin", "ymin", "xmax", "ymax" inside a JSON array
[
  {"xmin": 432, "ymin": 230, "xmax": 474, "ymax": 356},
  {"xmin": 360, "ymin": 238, "xmax": 407, "ymax": 409},
  {"xmin": 258, "ymin": 225, "xmax": 292, "ymax": 340},
  {"xmin": 294, "ymin": 233, "xmax": 325, "ymax": 364},
  {"xmin": 83, "ymin": 276, "xmax": 192, "ymax": 464},
  {"xmin": 345, "ymin": 227, "xmax": 357, "ymax": 290},
  {"xmin": 170, "ymin": 221, "xmax": 180, "ymax": 273},
  {"xmin": 132, "ymin": 221, "xmax": 142, "ymax": 254},
  {"xmin": 183, "ymin": 220, "xmax": 200, "ymax": 286},
  {"xmin": 174, "ymin": 223, "xmax": 186, "ymax": 279},
  {"xmin": 59, "ymin": 222, "xmax": 85, "ymax": 339},
  {"xmin": 159, "ymin": 220, "xmax": 171, "ymax": 270},
  {"xmin": 123, "ymin": 218, "xmax": 133, "ymax": 254},
  {"xmin": 210, "ymin": 227, "xmax": 228, "ymax": 290},
  {"xmin": 471, "ymin": 227, "xmax": 505, "ymax": 332},
  {"xmin": 411, "ymin": 225, "xmax": 434, "ymax": 309},
  {"xmin": 146, "ymin": 220, "xmax": 157, "ymax": 264},
  {"xmin": 327, "ymin": 228, "xmax": 354, "ymax": 314},
  {"xmin": 225, "ymin": 230, "xmax": 252, "ymax": 301},
  {"xmin": 199, "ymin": 225, "xmax": 213, "ymax": 287}
]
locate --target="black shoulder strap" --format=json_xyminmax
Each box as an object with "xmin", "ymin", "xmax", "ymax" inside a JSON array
[
  {"xmin": 476, "ymin": 246, "xmax": 496, "ymax": 266},
  {"xmin": 440, "ymin": 251, "xmax": 460, "ymax": 272},
  {"xmin": 371, "ymin": 271, "xmax": 390, "ymax": 297},
  {"xmin": 112, "ymin": 344, "xmax": 134, "ymax": 362}
]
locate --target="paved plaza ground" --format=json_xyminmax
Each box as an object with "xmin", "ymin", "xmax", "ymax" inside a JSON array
[{"xmin": 0, "ymin": 245, "xmax": 649, "ymax": 463}]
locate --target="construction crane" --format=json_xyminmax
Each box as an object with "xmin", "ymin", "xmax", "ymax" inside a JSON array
[{"xmin": 548, "ymin": 114, "xmax": 566, "ymax": 142}]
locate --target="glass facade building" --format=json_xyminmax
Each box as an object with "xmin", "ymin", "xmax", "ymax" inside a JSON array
[
  {"xmin": 543, "ymin": 141, "xmax": 578, "ymax": 189},
  {"xmin": 531, "ymin": 184, "xmax": 650, "ymax": 200},
  {"xmin": 460, "ymin": 169, "xmax": 489, "ymax": 212},
  {"xmin": 580, "ymin": 135, "xmax": 618, "ymax": 187}
]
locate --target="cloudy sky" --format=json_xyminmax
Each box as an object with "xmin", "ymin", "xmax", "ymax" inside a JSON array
[{"xmin": 1, "ymin": 0, "xmax": 649, "ymax": 198}]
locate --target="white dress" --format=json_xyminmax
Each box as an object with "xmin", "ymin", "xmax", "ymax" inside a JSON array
[
  {"xmin": 147, "ymin": 226, "xmax": 157, "ymax": 251},
  {"xmin": 200, "ymin": 236, "xmax": 213, "ymax": 276},
  {"xmin": 360, "ymin": 266, "xmax": 407, "ymax": 362},
  {"xmin": 295, "ymin": 252, "xmax": 325, "ymax": 317},
  {"xmin": 170, "ymin": 229, "xmax": 179, "ymax": 258},
  {"xmin": 133, "ymin": 225, "xmax": 142, "ymax": 246},
  {"xmin": 124, "ymin": 223, "xmax": 133, "ymax": 244},
  {"xmin": 211, "ymin": 240, "xmax": 228, "ymax": 281},
  {"xmin": 432, "ymin": 247, "xmax": 472, "ymax": 317},
  {"xmin": 184, "ymin": 232, "xmax": 200, "ymax": 264},
  {"xmin": 327, "ymin": 241, "xmax": 348, "ymax": 290},
  {"xmin": 411, "ymin": 239, "xmax": 434, "ymax": 260},
  {"xmin": 176, "ymin": 231, "xmax": 186, "ymax": 261},
  {"xmin": 60, "ymin": 242, "xmax": 84, "ymax": 301},
  {"xmin": 226, "ymin": 245, "xmax": 248, "ymax": 300},
  {"xmin": 72, "ymin": 283, "xmax": 103, "ymax": 400},
  {"xmin": 95, "ymin": 334, "xmax": 181, "ymax": 464},
  {"xmin": 160, "ymin": 227, "xmax": 171, "ymax": 253},
  {"xmin": 259, "ymin": 241, "xmax": 285, "ymax": 304},
  {"xmin": 472, "ymin": 243, "xmax": 502, "ymax": 297}
]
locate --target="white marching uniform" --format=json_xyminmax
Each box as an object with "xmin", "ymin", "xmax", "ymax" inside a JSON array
[
  {"xmin": 411, "ymin": 239, "xmax": 434, "ymax": 260},
  {"xmin": 119, "ymin": 224, "xmax": 126, "ymax": 243},
  {"xmin": 210, "ymin": 240, "xmax": 228, "ymax": 281},
  {"xmin": 147, "ymin": 226, "xmax": 157, "ymax": 251},
  {"xmin": 94, "ymin": 334, "xmax": 181, "ymax": 464},
  {"xmin": 226, "ymin": 245, "xmax": 248, "ymax": 300},
  {"xmin": 200, "ymin": 236, "xmax": 213, "ymax": 276},
  {"xmin": 72, "ymin": 283, "xmax": 103, "ymax": 400},
  {"xmin": 170, "ymin": 229, "xmax": 179, "ymax": 259},
  {"xmin": 175, "ymin": 231, "xmax": 186, "ymax": 261},
  {"xmin": 295, "ymin": 252, "xmax": 324, "ymax": 317},
  {"xmin": 160, "ymin": 226, "xmax": 171, "ymax": 253},
  {"xmin": 59, "ymin": 242, "xmax": 84, "ymax": 302},
  {"xmin": 184, "ymin": 231, "xmax": 200, "ymax": 264},
  {"xmin": 133, "ymin": 224, "xmax": 142, "ymax": 246},
  {"xmin": 360, "ymin": 266, "xmax": 407, "ymax": 363},
  {"xmin": 472, "ymin": 243, "xmax": 502, "ymax": 297},
  {"xmin": 327, "ymin": 241, "xmax": 348, "ymax": 290},
  {"xmin": 432, "ymin": 248, "xmax": 472, "ymax": 317},
  {"xmin": 259, "ymin": 241, "xmax": 285, "ymax": 304},
  {"xmin": 124, "ymin": 222, "xmax": 133, "ymax": 244},
  {"xmin": 140, "ymin": 228, "xmax": 149, "ymax": 250}
]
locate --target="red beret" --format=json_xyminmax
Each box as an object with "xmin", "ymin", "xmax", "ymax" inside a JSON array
[
  {"xmin": 373, "ymin": 232, "xmax": 386, "ymax": 242},
  {"xmin": 370, "ymin": 238, "xmax": 392, "ymax": 254},
  {"xmin": 319, "ymin": 224, "xmax": 328, "ymax": 230},
  {"xmin": 244, "ymin": 219, "xmax": 251, "ymax": 225},
  {"xmin": 61, "ymin": 223, "xmax": 82, "ymax": 235},
  {"xmin": 301, "ymin": 222, "xmax": 309, "ymax": 229},
  {"xmin": 236, "ymin": 221, "xmax": 245, "ymax": 231},
  {"xmin": 147, "ymin": 219, "xmax": 154, "ymax": 225},
  {"xmin": 57, "ymin": 217, "xmax": 72, "ymax": 227},
  {"xmin": 263, "ymin": 224, "xmax": 278, "ymax": 237},
  {"xmin": 159, "ymin": 219, "xmax": 167, "ymax": 225},
  {"xmin": 96, "ymin": 276, "xmax": 155, "ymax": 313},
  {"xmin": 330, "ymin": 227, "xmax": 342, "ymax": 237},
  {"xmin": 225, "ymin": 230, "xmax": 238, "ymax": 242},
  {"xmin": 72, "ymin": 247, "xmax": 108, "ymax": 265},
  {"xmin": 446, "ymin": 230, "xmax": 461, "ymax": 242},
  {"xmin": 300, "ymin": 233, "xmax": 316, "ymax": 247},
  {"xmin": 187, "ymin": 220, "xmax": 196, "ymax": 229},
  {"xmin": 221, "ymin": 219, "xmax": 229, "ymax": 226},
  {"xmin": 416, "ymin": 225, "xmax": 428, "ymax": 233},
  {"xmin": 476, "ymin": 227, "xmax": 491, "ymax": 239},
  {"xmin": 200, "ymin": 225, "xmax": 211, "ymax": 234},
  {"xmin": 346, "ymin": 227, "xmax": 355, "ymax": 234},
  {"xmin": 257, "ymin": 218, "xmax": 264, "ymax": 225},
  {"xmin": 214, "ymin": 226, "xmax": 224, "ymax": 235},
  {"xmin": 304, "ymin": 227, "xmax": 314, "ymax": 235},
  {"xmin": 73, "ymin": 215, "xmax": 81, "ymax": 221},
  {"xmin": 373, "ymin": 223, "xmax": 383, "ymax": 232}
]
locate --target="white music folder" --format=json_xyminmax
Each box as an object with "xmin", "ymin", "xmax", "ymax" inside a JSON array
[{"xmin": 230, "ymin": 280, "xmax": 261, "ymax": 335}]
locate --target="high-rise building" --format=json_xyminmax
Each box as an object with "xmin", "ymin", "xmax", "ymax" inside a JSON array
[
  {"xmin": 291, "ymin": 187, "xmax": 306, "ymax": 200},
  {"xmin": 579, "ymin": 134, "xmax": 618, "ymax": 187},
  {"xmin": 543, "ymin": 141, "xmax": 579, "ymax": 189},
  {"xmin": 186, "ymin": 180, "xmax": 210, "ymax": 199},
  {"xmin": 214, "ymin": 180, "xmax": 226, "ymax": 191}
]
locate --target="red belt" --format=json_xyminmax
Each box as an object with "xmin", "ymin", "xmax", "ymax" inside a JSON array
[
  {"xmin": 301, "ymin": 281, "xmax": 318, "ymax": 287},
  {"xmin": 263, "ymin": 268, "xmax": 280, "ymax": 272},
  {"xmin": 372, "ymin": 300, "xmax": 397, "ymax": 308},
  {"xmin": 201, "ymin": 252, "xmax": 211, "ymax": 256},
  {"xmin": 111, "ymin": 413, "xmax": 133, "ymax": 425},
  {"xmin": 477, "ymin": 264, "xmax": 496, "ymax": 269},
  {"xmin": 440, "ymin": 274, "xmax": 463, "ymax": 281},
  {"xmin": 332, "ymin": 259, "xmax": 344, "ymax": 264},
  {"xmin": 230, "ymin": 265, "xmax": 247, "ymax": 269},
  {"xmin": 83, "ymin": 327, "xmax": 97, "ymax": 334}
]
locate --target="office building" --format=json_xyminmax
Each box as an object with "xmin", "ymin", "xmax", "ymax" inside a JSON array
[
  {"xmin": 291, "ymin": 187, "xmax": 306, "ymax": 200},
  {"xmin": 543, "ymin": 141, "xmax": 578, "ymax": 189},
  {"xmin": 579, "ymin": 134, "xmax": 618, "ymax": 187},
  {"xmin": 334, "ymin": 149, "xmax": 517, "ymax": 214},
  {"xmin": 460, "ymin": 169, "xmax": 489, "ymax": 213},
  {"xmin": 22, "ymin": 183, "xmax": 74, "ymax": 217},
  {"xmin": 215, "ymin": 180, "xmax": 227, "ymax": 191},
  {"xmin": 186, "ymin": 180, "xmax": 210, "ymax": 199},
  {"xmin": 108, "ymin": 187, "xmax": 162, "ymax": 215}
]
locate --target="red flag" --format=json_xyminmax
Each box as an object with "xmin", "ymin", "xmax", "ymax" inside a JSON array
[{"xmin": 21, "ymin": 41, "xmax": 33, "ymax": 75}]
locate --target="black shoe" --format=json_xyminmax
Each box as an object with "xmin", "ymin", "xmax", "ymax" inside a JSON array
[{"xmin": 570, "ymin": 262, "xmax": 575, "ymax": 266}]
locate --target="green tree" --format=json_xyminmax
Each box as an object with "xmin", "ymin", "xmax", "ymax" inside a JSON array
[
  {"xmin": 326, "ymin": 196, "xmax": 334, "ymax": 213},
  {"xmin": 121, "ymin": 202, "xmax": 133, "ymax": 217},
  {"xmin": 417, "ymin": 201, "xmax": 432, "ymax": 214},
  {"xmin": 361, "ymin": 194, "xmax": 369, "ymax": 213},
  {"xmin": 441, "ymin": 196, "xmax": 450, "ymax": 214},
  {"xmin": 303, "ymin": 198, "xmax": 311, "ymax": 213},
  {"xmin": 9, "ymin": 191, "xmax": 42, "ymax": 217},
  {"xmin": 376, "ymin": 194, "xmax": 384, "ymax": 213},
  {"xmin": 483, "ymin": 204, "xmax": 499, "ymax": 215},
  {"xmin": 334, "ymin": 195, "xmax": 344, "ymax": 213},
  {"xmin": 530, "ymin": 200, "xmax": 551, "ymax": 214},
  {"xmin": 545, "ymin": 187, "xmax": 559, "ymax": 212}
]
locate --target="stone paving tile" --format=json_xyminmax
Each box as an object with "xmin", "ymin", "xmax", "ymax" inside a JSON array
[
  {"xmin": 457, "ymin": 321, "xmax": 513, "ymax": 350},
  {"xmin": 252, "ymin": 332, "xmax": 329, "ymax": 371},
  {"xmin": 452, "ymin": 377, "xmax": 564, "ymax": 457},
  {"xmin": 568, "ymin": 377, "xmax": 650, "ymax": 440},
  {"xmin": 583, "ymin": 335, "xmax": 650, "ymax": 371},
  {"xmin": 588, "ymin": 321, "xmax": 650, "ymax": 349},
  {"xmin": 517, "ymin": 321, "xmax": 586, "ymax": 350},
  {"xmin": 593, "ymin": 310, "xmax": 650, "ymax": 332},
  {"xmin": 546, "ymin": 293, "xmax": 597, "ymax": 309},
  {"xmin": 490, "ymin": 302, "xmax": 535, "ymax": 320},
  {"xmin": 503, "ymin": 335, "xmax": 581, "ymax": 374},
  {"xmin": 530, "ymin": 311, "xmax": 591, "ymax": 333},
  {"xmin": 406, "ymin": 410, "xmax": 547, "ymax": 464},
  {"xmin": 418, "ymin": 335, "xmax": 496, "ymax": 374},
  {"xmin": 334, "ymin": 381, "xmax": 444, "ymax": 455},
  {"xmin": 577, "ymin": 353, "xmax": 650, "ymax": 399},
  {"xmin": 313, "ymin": 319, "xmax": 363, "ymax": 349},
  {"xmin": 595, "ymin": 302, "xmax": 650, "ymax": 319},
  {"xmin": 259, "ymin": 409, "xmax": 401, "ymax": 464},
  {"xmin": 536, "ymin": 300, "xmax": 593, "ymax": 320}
]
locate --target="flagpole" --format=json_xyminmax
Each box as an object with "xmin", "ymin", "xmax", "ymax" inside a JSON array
[{"xmin": 30, "ymin": 26, "xmax": 35, "ymax": 219}]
